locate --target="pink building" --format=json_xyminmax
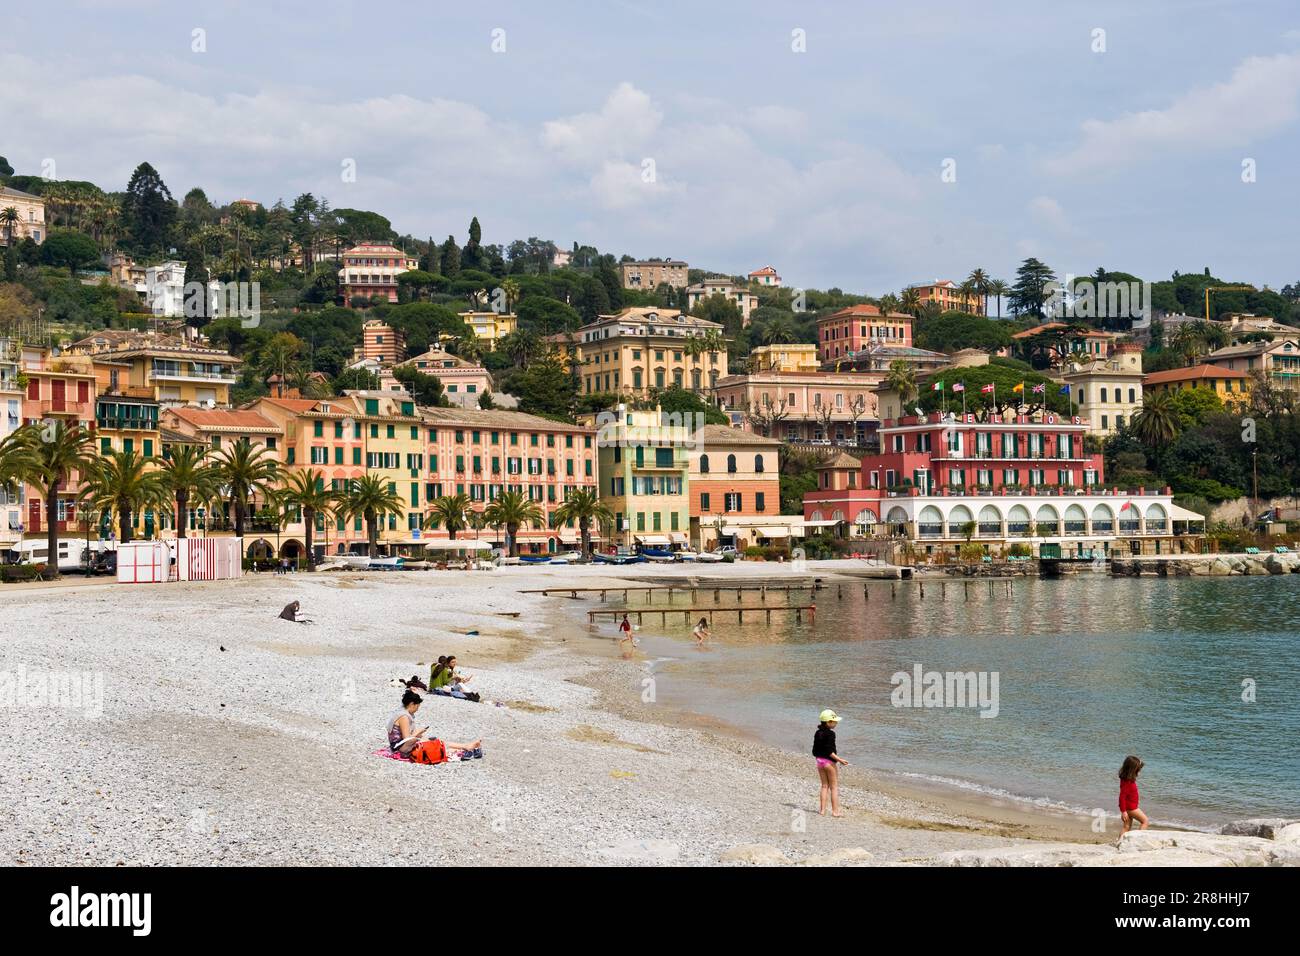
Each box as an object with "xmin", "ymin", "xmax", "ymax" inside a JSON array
[
  {"xmin": 816, "ymin": 304, "xmax": 913, "ymax": 364},
  {"xmin": 339, "ymin": 243, "xmax": 418, "ymax": 307}
]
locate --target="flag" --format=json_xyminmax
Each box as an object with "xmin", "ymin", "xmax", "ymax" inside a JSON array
[
  {"xmin": 1012, "ymin": 382, "xmax": 1025, "ymax": 394},
  {"xmin": 932, "ymin": 380, "xmax": 944, "ymax": 391},
  {"xmin": 980, "ymin": 383, "xmax": 995, "ymax": 394},
  {"xmin": 1120, "ymin": 500, "xmax": 1133, "ymax": 513},
  {"xmin": 952, "ymin": 382, "xmax": 965, "ymax": 393},
  {"xmin": 1031, "ymin": 382, "xmax": 1045, "ymax": 394},
  {"xmin": 1059, "ymin": 384, "xmax": 1071, "ymax": 395}
]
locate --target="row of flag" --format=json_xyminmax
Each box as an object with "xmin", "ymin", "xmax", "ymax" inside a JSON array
[{"xmin": 931, "ymin": 380, "xmax": 1072, "ymax": 395}]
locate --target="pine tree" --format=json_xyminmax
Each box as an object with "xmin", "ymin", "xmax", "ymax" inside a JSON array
[
  {"xmin": 121, "ymin": 162, "xmax": 177, "ymax": 254},
  {"xmin": 440, "ymin": 235, "xmax": 461, "ymax": 278}
]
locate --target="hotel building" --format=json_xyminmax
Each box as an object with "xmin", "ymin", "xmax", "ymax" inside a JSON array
[
  {"xmin": 803, "ymin": 410, "xmax": 1203, "ymax": 557},
  {"xmin": 816, "ymin": 304, "xmax": 914, "ymax": 364},
  {"xmin": 1061, "ymin": 342, "xmax": 1145, "ymax": 435},
  {"xmin": 339, "ymin": 243, "xmax": 419, "ymax": 307},
  {"xmin": 714, "ymin": 369, "xmax": 882, "ymax": 447},
  {"xmin": 597, "ymin": 406, "xmax": 691, "ymax": 551},
  {"xmin": 688, "ymin": 425, "xmax": 782, "ymax": 550}
]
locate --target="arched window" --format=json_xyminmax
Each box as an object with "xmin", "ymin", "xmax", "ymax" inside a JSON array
[
  {"xmin": 727, "ymin": 454, "xmax": 737, "ymax": 473},
  {"xmin": 754, "ymin": 454, "xmax": 765, "ymax": 473},
  {"xmin": 699, "ymin": 454, "xmax": 710, "ymax": 474}
]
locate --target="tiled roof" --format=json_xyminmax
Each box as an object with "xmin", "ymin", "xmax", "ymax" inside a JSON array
[
  {"xmin": 419, "ymin": 405, "xmax": 593, "ymax": 432},
  {"xmin": 168, "ymin": 407, "xmax": 279, "ymax": 431},
  {"xmin": 1143, "ymin": 364, "xmax": 1247, "ymax": 385},
  {"xmin": 696, "ymin": 424, "xmax": 781, "ymax": 446},
  {"xmin": 817, "ymin": 451, "xmax": 863, "ymax": 469}
]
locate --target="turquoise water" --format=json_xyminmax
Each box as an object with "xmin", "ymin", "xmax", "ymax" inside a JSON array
[{"xmin": 599, "ymin": 576, "xmax": 1300, "ymax": 827}]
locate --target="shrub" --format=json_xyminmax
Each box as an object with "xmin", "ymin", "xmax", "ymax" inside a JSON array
[{"xmin": 1, "ymin": 563, "xmax": 44, "ymax": 583}]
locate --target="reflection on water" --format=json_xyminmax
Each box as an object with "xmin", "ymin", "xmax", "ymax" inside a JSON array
[{"xmin": 593, "ymin": 576, "xmax": 1300, "ymax": 826}]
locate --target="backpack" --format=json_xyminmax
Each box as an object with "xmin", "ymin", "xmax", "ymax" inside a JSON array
[{"xmin": 411, "ymin": 739, "xmax": 448, "ymax": 765}]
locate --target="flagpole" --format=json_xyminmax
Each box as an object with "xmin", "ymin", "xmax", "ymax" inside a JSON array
[{"xmin": 961, "ymin": 382, "xmax": 966, "ymax": 418}]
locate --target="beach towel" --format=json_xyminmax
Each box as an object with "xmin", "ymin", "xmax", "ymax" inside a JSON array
[{"xmin": 372, "ymin": 747, "xmax": 412, "ymax": 762}]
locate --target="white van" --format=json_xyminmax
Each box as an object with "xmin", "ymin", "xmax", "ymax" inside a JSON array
[{"xmin": 2, "ymin": 538, "xmax": 113, "ymax": 573}]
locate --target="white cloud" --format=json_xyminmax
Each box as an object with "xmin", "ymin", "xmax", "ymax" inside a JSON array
[
  {"xmin": 1045, "ymin": 52, "xmax": 1300, "ymax": 176},
  {"xmin": 541, "ymin": 82, "xmax": 662, "ymax": 166}
]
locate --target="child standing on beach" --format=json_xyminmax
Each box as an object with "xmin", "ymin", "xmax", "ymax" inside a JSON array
[
  {"xmin": 1118, "ymin": 755, "xmax": 1149, "ymax": 832},
  {"xmin": 813, "ymin": 709, "xmax": 849, "ymax": 817},
  {"xmin": 618, "ymin": 614, "xmax": 635, "ymax": 653}
]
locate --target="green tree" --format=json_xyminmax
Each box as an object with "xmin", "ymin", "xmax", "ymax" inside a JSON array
[
  {"xmin": 211, "ymin": 438, "xmax": 280, "ymax": 539},
  {"xmin": 81, "ymin": 449, "xmax": 167, "ymax": 544},
  {"xmin": 885, "ymin": 359, "xmax": 918, "ymax": 405},
  {"xmin": 15, "ymin": 422, "xmax": 96, "ymax": 579},
  {"xmin": 427, "ymin": 492, "xmax": 472, "ymax": 540},
  {"xmin": 987, "ymin": 279, "xmax": 1009, "ymax": 318},
  {"xmin": 439, "ymin": 234, "xmax": 461, "ymax": 278},
  {"xmin": 1008, "ymin": 258, "xmax": 1057, "ymax": 318},
  {"xmin": 182, "ymin": 240, "xmax": 211, "ymax": 330},
  {"xmin": 551, "ymin": 487, "xmax": 612, "ymax": 558},
  {"xmin": 278, "ymin": 469, "xmax": 335, "ymax": 569},
  {"xmin": 337, "ymin": 473, "xmax": 405, "ymax": 558},
  {"xmin": 157, "ymin": 444, "xmax": 218, "ymax": 540},
  {"xmin": 392, "ymin": 364, "xmax": 448, "ymax": 406},
  {"xmin": 40, "ymin": 229, "xmax": 100, "ymax": 276},
  {"xmin": 1130, "ymin": 390, "xmax": 1180, "ymax": 448},
  {"xmin": 483, "ymin": 489, "xmax": 544, "ymax": 557},
  {"xmin": 120, "ymin": 162, "xmax": 177, "ymax": 253}
]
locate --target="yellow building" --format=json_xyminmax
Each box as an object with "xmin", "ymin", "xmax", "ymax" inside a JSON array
[
  {"xmin": 749, "ymin": 343, "xmax": 819, "ymax": 373},
  {"xmin": 1143, "ymin": 364, "xmax": 1251, "ymax": 407},
  {"xmin": 66, "ymin": 330, "xmax": 239, "ymax": 407},
  {"xmin": 459, "ymin": 311, "xmax": 518, "ymax": 348},
  {"xmin": 0, "ymin": 186, "xmax": 47, "ymax": 245},
  {"xmin": 550, "ymin": 308, "xmax": 727, "ymax": 399},
  {"xmin": 596, "ymin": 405, "xmax": 692, "ymax": 550}
]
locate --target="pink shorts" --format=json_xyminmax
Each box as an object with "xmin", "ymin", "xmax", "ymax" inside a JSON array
[{"xmin": 816, "ymin": 758, "xmax": 834, "ymax": 769}]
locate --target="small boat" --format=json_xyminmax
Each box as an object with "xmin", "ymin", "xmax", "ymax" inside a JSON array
[
  {"xmin": 641, "ymin": 547, "xmax": 677, "ymax": 562},
  {"xmin": 519, "ymin": 555, "xmax": 552, "ymax": 564},
  {"xmin": 369, "ymin": 556, "xmax": 405, "ymax": 570},
  {"xmin": 336, "ymin": 554, "xmax": 372, "ymax": 569},
  {"xmin": 593, "ymin": 551, "xmax": 648, "ymax": 565}
]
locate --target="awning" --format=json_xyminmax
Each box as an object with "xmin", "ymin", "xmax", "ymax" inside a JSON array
[
  {"xmin": 635, "ymin": 535, "xmax": 670, "ymax": 545},
  {"xmin": 423, "ymin": 539, "xmax": 493, "ymax": 551},
  {"xmin": 669, "ymin": 532, "xmax": 688, "ymax": 544},
  {"xmin": 803, "ymin": 519, "xmax": 842, "ymax": 527},
  {"xmin": 757, "ymin": 527, "xmax": 791, "ymax": 538},
  {"xmin": 1168, "ymin": 505, "xmax": 1207, "ymax": 523}
]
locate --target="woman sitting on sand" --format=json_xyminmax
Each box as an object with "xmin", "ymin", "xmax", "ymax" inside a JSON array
[
  {"xmin": 431, "ymin": 657, "xmax": 480, "ymax": 702},
  {"xmin": 279, "ymin": 601, "xmax": 312, "ymax": 623},
  {"xmin": 386, "ymin": 690, "xmax": 481, "ymax": 758}
]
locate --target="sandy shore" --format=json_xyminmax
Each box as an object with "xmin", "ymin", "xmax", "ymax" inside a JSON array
[{"xmin": 0, "ymin": 563, "xmax": 1185, "ymax": 866}]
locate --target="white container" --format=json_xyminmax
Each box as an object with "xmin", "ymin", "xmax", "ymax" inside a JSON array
[{"xmin": 116, "ymin": 541, "xmax": 170, "ymax": 584}]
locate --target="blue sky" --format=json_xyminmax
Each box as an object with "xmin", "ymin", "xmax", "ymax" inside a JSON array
[{"xmin": 3, "ymin": 0, "xmax": 1299, "ymax": 294}]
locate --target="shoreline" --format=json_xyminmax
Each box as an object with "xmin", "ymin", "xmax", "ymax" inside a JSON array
[{"xmin": 0, "ymin": 564, "xmax": 1289, "ymax": 865}]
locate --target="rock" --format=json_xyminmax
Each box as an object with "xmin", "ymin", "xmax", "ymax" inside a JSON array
[
  {"xmin": 719, "ymin": 843, "xmax": 792, "ymax": 866},
  {"xmin": 1209, "ymin": 558, "xmax": 1234, "ymax": 575},
  {"xmin": 933, "ymin": 843, "xmax": 1117, "ymax": 867},
  {"xmin": 930, "ymin": 830, "xmax": 1300, "ymax": 867},
  {"xmin": 597, "ymin": 838, "xmax": 680, "ymax": 863},
  {"xmin": 1117, "ymin": 829, "xmax": 1300, "ymax": 866},
  {"xmin": 1275, "ymin": 823, "xmax": 1300, "ymax": 845},
  {"xmin": 800, "ymin": 847, "xmax": 875, "ymax": 866},
  {"xmin": 1219, "ymin": 818, "xmax": 1299, "ymax": 840}
]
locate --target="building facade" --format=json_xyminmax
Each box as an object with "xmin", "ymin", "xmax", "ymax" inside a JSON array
[
  {"xmin": 458, "ymin": 311, "xmax": 518, "ymax": 348},
  {"xmin": 1207, "ymin": 338, "xmax": 1300, "ymax": 393},
  {"xmin": 688, "ymin": 425, "xmax": 782, "ymax": 550},
  {"xmin": 398, "ymin": 348, "xmax": 493, "ymax": 406},
  {"xmin": 685, "ymin": 278, "xmax": 759, "ymax": 325},
  {"xmin": 748, "ymin": 343, "xmax": 819, "ymax": 373},
  {"xmin": 339, "ymin": 243, "xmax": 418, "ymax": 307},
  {"xmin": 620, "ymin": 260, "xmax": 689, "ymax": 291},
  {"xmin": 597, "ymin": 406, "xmax": 691, "ymax": 550},
  {"xmin": 1062, "ymin": 342, "xmax": 1145, "ymax": 435},
  {"xmin": 353, "ymin": 320, "xmax": 406, "ymax": 366},
  {"xmin": 1143, "ymin": 364, "xmax": 1251, "ymax": 407},
  {"xmin": 714, "ymin": 370, "xmax": 882, "ymax": 447},
  {"xmin": 816, "ymin": 304, "xmax": 914, "ymax": 364},
  {"xmin": 553, "ymin": 308, "xmax": 728, "ymax": 399},
  {"xmin": 67, "ymin": 330, "xmax": 239, "ymax": 407},
  {"xmin": 907, "ymin": 280, "xmax": 985, "ymax": 316},
  {"xmin": 748, "ymin": 266, "xmax": 781, "ymax": 287},
  {"xmin": 0, "ymin": 186, "xmax": 46, "ymax": 244}
]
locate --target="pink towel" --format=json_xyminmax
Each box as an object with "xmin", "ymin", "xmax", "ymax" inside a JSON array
[{"xmin": 372, "ymin": 747, "xmax": 412, "ymax": 762}]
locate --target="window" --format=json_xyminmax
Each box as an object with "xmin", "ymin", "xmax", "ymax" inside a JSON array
[
  {"xmin": 699, "ymin": 454, "xmax": 710, "ymax": 474},
  {"xmin": 726, "ymin": 454, "xmax": 737, "ymax": 473},
  {"xmin": 724, "ymin": 492, "xmax": 741, "ymax": 512},
  {"xmin": 700, "ymin": 492, "xmax": 711, "ymax": 511},
  {"xmin": 754, "ymin": 454, "xmax": 764, "ymax": 473},
  {"xmin": 755, "ymin": 492, "xmax": 766, "ymax": 512}
]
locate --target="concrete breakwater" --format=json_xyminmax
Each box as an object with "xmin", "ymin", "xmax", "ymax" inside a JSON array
[{"xmin": 1111, "ymin": 552, "xmax": 1300, "ymax": 576}]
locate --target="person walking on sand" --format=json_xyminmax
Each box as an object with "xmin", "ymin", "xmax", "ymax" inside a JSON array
[
  {"xmin": 618, "ymin": 614, "xmax": 635, "ymax": 652},
  {"xmin": 813, "ymin": 709, "xmax": 849, "ymax": 817},
  {"xmin": 1118, "ymin": 754, "xmax": 1149, "ymax": 832},
  {"xmin": 692, "ymin": 617, "xmax": 711, "ymax": 645}
]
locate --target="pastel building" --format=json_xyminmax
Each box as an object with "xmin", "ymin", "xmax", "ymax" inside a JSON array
[
  {"xmin": 906, "ymin": 280, "xmax": 984, "ymax": 316},
  {"xmin": 803, "ymin": 410, "xmax": 1203, "ymax": 557},
  {"xmin": 1143, "ymin": 364, "xmax": 1251, "ymax": 407},
  {"xmin": 748, "ymin": 266, "xmax": 782, "ymax": 287},
  {"xmin": 685, "ymin": 278, "xmax": 759, "ymax": 325},
  {"xmin": 714, "ymin": 370, "xmax": 882, "ymax": 446},
  {"xmin": 339, "ymin": 243, "xmax": 418, "ymax": 306},
  {"xmin": 66, "ymin": 330, "xmax": 239, "ymax": 407},
  {"xmin": 748, "ymin": 343, "xmax": 819, "ymax": 373},
  {"xmin": 1062, "ymin": 342, "xmax": 1145, "ymax": 435},
  {"xmin": 397, "ymin": 348, "xmax": 493, "ymax": 407},
  {"xmin": 620, "ymin": 259, "xmax": 689, "ymax": 291},
  {"xmin": 688, "ymin": 425, "xmax": 782, "ymax": 550},
  {"xmin": 0, "ymin": 336, "xmax": 25, "ymax": 549},
  {"xmin": 353, "ymin": 320, "xmax": 406, "ymax": 366},
  {"xmin": 1207, "ymin": 338, "xmax": 1300, "ymax": 393},
  {"xmin": 816, "ymin": 304, "xmax": 913, "ymax": 364},
  {"xmin": 458, "ymin": 311, "xmax": 519, "ymax": 348},
  {"xmin": 597, "ymin": 406, "xmax": 691, "ymax": 551},
  {"xmin": 0, "ymin": 186, "xmax": 46, "ymax": 244}
]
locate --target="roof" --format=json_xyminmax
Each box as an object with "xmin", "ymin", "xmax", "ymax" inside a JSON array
[
  {"xmin": 419, "ymin": 405, "xmax": 594, "ymax": 432},
  {"xmin": 1012, "ymin": 323, "xmax": 1117, "ymax": 341},
  {"xmin": 696, "ymin": 424, "xmax": 781, "ymax": 447},
  {"xmin": 68, "ymin": 330, "xmax": 188, "ymax": 352},
  {"xmin": 748, "ymin": 266, "xmax": 779, "ymax": 276},
  {"xmin": 1208, "ymin": 339, "xmax": 1299, "ymax": 359},
  {"xmin": 0, "ymin": 185, "xmax": 43, "ymax": 201},
  {"xmin": 167, "ymin": 407, "xmax": 279, "ymax": 432},
  {"xmin": 817, "ymin": 452, "xmax": 863, "ymax": 469},
  {"xmin": 1143, "ymin": 364, "xmax": 1248, "ymax": 385},
  {"xmin": 400, "ymin": 348, "xmax": 479, "ymax": 370},
  {"xmin": 819, "ymin": 304, "xmax": 912, "ymax": 322}
]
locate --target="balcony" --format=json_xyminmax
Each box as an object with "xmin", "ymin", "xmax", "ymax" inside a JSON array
[{"xmin": 148, "ymin": 369, "xmax": 237, "ymax": 384}]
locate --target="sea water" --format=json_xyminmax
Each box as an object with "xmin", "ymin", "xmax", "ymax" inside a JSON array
[{"xmin": 601, "ymin": 575, "xmax": 1300, "ymax": 827}]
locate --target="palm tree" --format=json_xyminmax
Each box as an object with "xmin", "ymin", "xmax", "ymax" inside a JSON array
[
  {"xmin": 211, "ymin": 438, "xmax": 280, "ymax": 539},
  {"xmin": 426, "ymin": 492, "xmax": 472, "ymax": 540},
  {"xmin": 1130, "ymin": 391, "xmax": 1179, "ymax": 447},
  {"xmin": 966, "ymin": 268, "xmax": 990, "ymax": 314},
  {"xmin": 1, "ymin": 206, "xmax": 20, "ymax": 247},
  {"xmin": 987, "ymin": 279, "xmax": 1010, "ymax": 318},
  {"xmin": 551, "ymin": 488, "xmax": 612, "ymax": 559},
  {"xmin": 885, "ymin": 359, "xmax": 919, "ymax": 406},
  {"xmin": 337, "ymin": 473, "xmax": 405, "ymax": 558},
  {"xmin": 81, "ymin": 449, "xmax": 168, "ymax": 544},
  {"xmin": 278, "ymin": 469, "xmax": 335, "ymax": 569},
  {"xmin": 157, "ymin": 445, "xmax": 218, "ymax": 539},
  {"xmin": 483, "ymin": 489, "xmax": 544, "ymax": 557},
  {"xmin": 899, "ymin": 287, "xmax": 922, "ymax": 317},
  {"xmin": 760, "ymin": 315, "xmax": 797, "ymax": 345},
  {"xmin": 877, "ymin": 293, "xmax": 901, "ymax": 315},
  {"xmin": 15, "ymin": 422, "xmax": 95, "ymax": 579}
]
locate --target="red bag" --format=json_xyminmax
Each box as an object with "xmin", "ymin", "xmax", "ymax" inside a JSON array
[{"xmin": 411, "ymin": 739, "xmax": 448, "ymax": 765}]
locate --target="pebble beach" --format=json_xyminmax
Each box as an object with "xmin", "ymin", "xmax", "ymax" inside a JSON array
[{"xmin": 2, "ymin": 565, "xmax": 1294, "ymax": 867}]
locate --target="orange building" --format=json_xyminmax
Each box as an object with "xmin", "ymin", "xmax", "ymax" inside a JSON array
[
  {"xmin": 907, "ymin": 280, "xmax": 985, "ymax": 316},
  {"xmin": 816, "ymin": 304, "xmax": 913, "ymax": 364},
  {"xmin": 688, "ymin": 424, "xmax": 782, "ymax": 549}
]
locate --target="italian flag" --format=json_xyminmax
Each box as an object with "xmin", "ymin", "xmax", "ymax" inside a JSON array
[{"xmin": 932, "ymin": 381, "xmax": 945, "ymax": 391}]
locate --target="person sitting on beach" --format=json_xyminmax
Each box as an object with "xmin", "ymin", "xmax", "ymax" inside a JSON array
[
  {"xmin": 279, "ymin": 601, "xmax": 312, "ymax": 623},
  {"xmin": 431, "ymin": 657, "xmax": 480, "ymax": 702},
  {"xmin": 813, "ymin": 709, "xmax": 849, "ymax": 817},
  {"xmin": 1118, "ymin": 755, "xmax": 1149, "ymax": 832},
  {"xmin": 386, "ymin": 690, "xmax": 481, "ymax": 760},
  {"xmin": 692, "ymin": 618, "xmax": 711, "ymax": 645},
  {"xmin": 430, "ymin": 656, "xmax": 451, "ymax": 692}
]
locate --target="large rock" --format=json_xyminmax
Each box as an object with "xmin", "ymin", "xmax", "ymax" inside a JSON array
[
  {"xmin": 933, "ymin": 843, "xmax": 1116, "ymax": 867},
  {"xmin": 1275, "ymin": 823, "xmax": 1300, "ymax": 845},
  {"xmin": 930, "ymin": 829, "xmax": 1300, "ymax": 867},
  {"xmin": 1219, "ymin": 818, "xmax": 1299, "ymax": 840},
  {"xmin": 719, "ymin": 843, "xmax": 792, "ymax": 866},
  {"xmin": 1209, "ymin": 558, "xmax": 1234, "ymax": 575}
]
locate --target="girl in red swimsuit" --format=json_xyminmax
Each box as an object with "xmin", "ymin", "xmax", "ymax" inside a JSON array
[{"xmin": 1118, "ymin": 755, "xmax": 1149, "ymax": 832}]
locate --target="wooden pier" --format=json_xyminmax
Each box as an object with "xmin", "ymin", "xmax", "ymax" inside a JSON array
[
  {"xmin": 588, "ymin": 604, "xmax": 815, "ymax": 624},
  {"xmin": 520, "ymin": 583, "xmax": 822, "ymax": 602}
]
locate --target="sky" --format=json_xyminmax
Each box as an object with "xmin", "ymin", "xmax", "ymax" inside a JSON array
[{"xmin": 3, "ymin": 0, "xmax": 1300, "ymax": 296}]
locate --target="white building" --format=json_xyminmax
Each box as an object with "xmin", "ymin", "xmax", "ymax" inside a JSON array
[{"xmin": 145, "ymin": 261, "xmax": 221, "ymax": 319}]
